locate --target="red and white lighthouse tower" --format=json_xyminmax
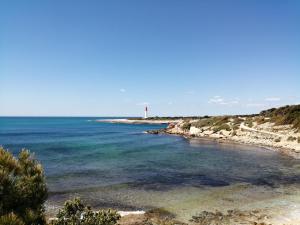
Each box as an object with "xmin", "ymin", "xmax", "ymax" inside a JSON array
[{"xmin": 144, "ymin": 106, "xmax": 148, "ymax": 119}]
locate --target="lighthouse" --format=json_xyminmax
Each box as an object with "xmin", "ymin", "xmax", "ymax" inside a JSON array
[{"xmin": 144, "ymin": 106, "xmax": 148, "ymax": 119}]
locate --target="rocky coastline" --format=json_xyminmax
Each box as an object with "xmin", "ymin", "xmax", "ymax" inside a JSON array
[{"xmin": 147, "ymin": 115, "xmax": 300, "ymax": 159}]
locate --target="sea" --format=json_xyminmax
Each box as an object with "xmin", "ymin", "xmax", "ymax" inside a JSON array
[{"xmin": 1, "ymin": 117, "xmax": 300, "ymax": 220}]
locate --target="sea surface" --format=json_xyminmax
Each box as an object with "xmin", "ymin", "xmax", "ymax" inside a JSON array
[{"xmin": 1, "ymin": 117, "xmax": 300, "ymax": 220}]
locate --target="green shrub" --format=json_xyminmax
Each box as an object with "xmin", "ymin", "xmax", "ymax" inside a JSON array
[
  {"xmin": 193, "ymin": 117, "xmax": 230, "ymax": 129},
  {"xmin": 0, "ymin": 213, "xmax": 25, "ymax": 225},
  {"xmin": 0, "ymin": 147, "xmax": 48, "ymax": 225},
  {"xmin": 287, "ymin": 136, "xmax": 297, "ymax": 141},
  {"xmin": 182, "ymin": 122, "xmax": 191, "ymax": 131},
  {"xmin": 213, "ymin": 124, "xmax": 231, "ymax": 133},
  {"xmin": 51, "ymin": 198, "xmax": 120, "ymax": 225},
  {"xmin": 254, "ymin": 116, "xmax": 266, "ymax": 125},
  {"xmin": 245, "ymin": 119, "xmax": 253, "ymax": 128},
  {"xmin": 260, "ymin": 105, "xmax": 300, "ymax": 129},
  {"xmin": 233, "ymin": 117, "xmax": 243, "ymax": 125},
  {"xmin": 274, "ymin": 137, "xmax": 281, "ymax": 142},
  {"xmin": 220, "ymin": 124, "xmax": 231, "ymax": 131},
  {"xmin": 192, "ymin": 119, "xmax": 214, "ymax": 128},
  {"xmin": 232, "ymin": 124, "xmax": 240, "ymax": 130},
  {"xmin": 213, "ymin": 116, "xmax": 230, "ymax": 127}
]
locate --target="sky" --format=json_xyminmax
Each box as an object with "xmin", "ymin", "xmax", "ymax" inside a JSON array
[{"xmin": 1, "ymin": 0, "xmax": 300, "ymax": 117}]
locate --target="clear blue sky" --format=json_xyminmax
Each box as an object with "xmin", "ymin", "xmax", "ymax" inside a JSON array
[{"xmin": 1, "ymin": 0, "xmax": 300, "ymax": 116}]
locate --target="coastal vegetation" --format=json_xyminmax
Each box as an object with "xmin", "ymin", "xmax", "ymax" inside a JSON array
[
  {"xmin": 244, "ymin": 118, "xmax": 253, "ymax": 128},
  {"xmin": 0, "ymin": 147, "xmax": 47, "ymax": 225},
  {"xmin": 260, "ymin": 104, "xmax": 300, "ymax": 130},
  {"xmin": 182, "ymin": 122, "xmax": 191, "ymax": 131},
  {"xmin": 139, "ymin": 105, "xmax": 300, "ymax": 133},
  {"xmin": 274, "ymin": 138, "xmax": 281, "ymax": 142},
  {"xmin": 287, "ymin": 136, "xmax": 297, "ymax": 141},
  {"xmin": 50, "ymin": 198, "xmax": 120, "ymax": 225},
  {"xmin": 191, "ymin": 116, "xmax": 232, "ymax": 132},
  {"xmin": 213, "ymin": 123, "xmax": 231, "ymax": 133}
]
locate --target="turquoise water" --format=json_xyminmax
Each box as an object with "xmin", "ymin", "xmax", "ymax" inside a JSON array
[{"xmin": 1, "ymin": 117, "xmax": 300, "ymax": 212}]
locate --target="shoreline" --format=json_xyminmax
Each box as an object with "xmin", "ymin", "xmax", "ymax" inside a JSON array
[
  {"xmin": 96, "ymin": 118, "xmax": 177, "ymax": 124},
  {"xmin": 189, "ymin": 133, "xmax": 300, "ymax": 159},
  {"xmin": 144, "ymin": 115, "xmax": 300, "ymax": 159},
  {"xmin": 148, "ymin": 128, "xmax": 300, "ymax": 159},
  {"xmin": 96, "ymin": 118, "xmax": 300, "ymax": 158}
]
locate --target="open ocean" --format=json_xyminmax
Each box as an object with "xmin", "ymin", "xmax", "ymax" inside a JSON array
[{"xmin": 1, "ymin": 117, "xmax": 300, "ymax": 218}]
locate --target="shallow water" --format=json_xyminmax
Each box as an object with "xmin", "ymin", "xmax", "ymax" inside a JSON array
[{"xmin": 1, "ymin": 117, "xmax": 300, "ymax": 221}]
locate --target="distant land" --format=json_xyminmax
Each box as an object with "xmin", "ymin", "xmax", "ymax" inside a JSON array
[{"xmin": 100, "ymin": 104, "xmax": 300, "ymax": 158}]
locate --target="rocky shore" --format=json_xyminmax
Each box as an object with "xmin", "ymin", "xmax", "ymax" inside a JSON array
[
  {"xmin": 147, "ymin": 115, "xmax": 300, "ymax": 159},
  {"xmin": 97, "ymin": 105, "xmax": 300, "ymax": 159}
]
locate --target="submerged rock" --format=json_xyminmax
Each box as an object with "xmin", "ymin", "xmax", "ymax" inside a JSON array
[{"xmin": 190, "ymin": 209, "xmax": 272, "ymax": 225}]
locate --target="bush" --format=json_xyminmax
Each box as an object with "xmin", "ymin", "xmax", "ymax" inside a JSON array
[
  {"xmin": 232, "ymin": 124, "xmax": 240, "ymax": 130},
  {"xmin": 181, "ymin": 122, "xmax": 191, "ymax": 131},
  {"xmin": 192, "ymin": 119, "xmax": 214, "ymax": 128},
  {"xmin": 274, "ymin": 138, "xmax": 281, "ymax": 142},
  {"xmin": 0, "ymin": 147, "xmax": 48, "ymax": 225},
  {"xmin": 233, "ymin": 117, "xmax": 243, "ymax": 125},
  {"xmin": 213, "ymin": 124, "xmax": 231, "ymax": 133},
  {"xmin": 260, "ymin": 104, "xmax": 300, "ymax": 130},
  {"xmin": 192, "ymin": 117, "xmax": 230, "ymax": 129},
  {"xmin": 287, "ymin": 136, "xmax": 297, "ymax": 141},
  {"xmin": 51, "ymin": 198, "xmax": 120, "ymax": 225},
  {"xmin": 0, "ymin": 213, "xmax": 25, "ymax": 225},
  {"xmin": 254, "ymin": 116, "xmax": 266, "ymax": 125},
  {"xmin": 213, "ymin": 116, "xmax": 230, "ymax": 127},
  {"xmin": 245, "ymin": 119, "xmax": 253, "ymax": 128}
]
